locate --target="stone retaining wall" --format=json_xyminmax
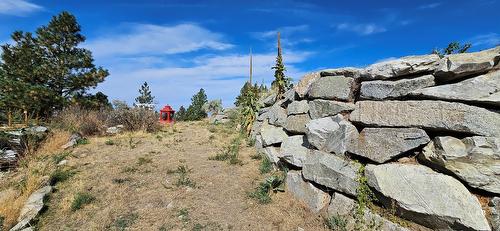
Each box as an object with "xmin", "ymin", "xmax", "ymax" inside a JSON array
[{"xmin": 252, "ymin": 46, "xmax": 500, "ymax": 231}]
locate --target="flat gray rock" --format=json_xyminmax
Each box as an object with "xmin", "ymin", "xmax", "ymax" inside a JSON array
[
  {"xmin": 305, "ymin": 115, "xmax": 358, "ymax": 155},
  {"xmin": 263, "ymin": 146, "xmax": 281, "ymax": 164},
  {"xmin": 419, "ymin": 136, "xmax": 500, "ymax": 194},
  {"xmin": 306, "ymin": 76, "xmax": 355, "ymax": 101},
  {"xmin": 287, "ymin": 100, "xmax": 309, "ymax": 115},
  {"xmin": 284, "ymin": 114, "xmax": 310, "ymax": 134},
  {"xmin": 350, "ymin": 100, "xmax": 500, "ymax": 137},
  {"xmin": 320, "ymin": 67, "xmax": 362, "ymax": 78},
  {"xmin": 327, "ymin": 193, "xmax": 410, "ymax": 231},
  {"xmin": 411, "ymin": 70, "xmax": 500, "ymax": 106},
  {"xmin": 435, "ymin": 46, "xmax": 500, "ymax": 81},
  {"xmin": 10, "ymin": 186, "xmax": 52, "ymax": 231},
  {"xmin": 267, "ymin": 103, "xmax": 287, "ymax": 127},
  {"xmin": 280, "ymin": 135, "xmax": 311, "ymax": 167},
  {"xmin": 286, "ymin": 170, "xmax": 331, "ymax": 213},
  {"xmin": 260, "ymin": 123, "xmax": 288, "ymax": 146},
  {"xmin": 361, "ymin": 54, "xmax": 440, "ymax": 80},
  {"xmin": 308, "ymin": 99, "xmax": 355, "ymax": 119},
  {"xmin": 347, "ymin": 128, "xmax": 430, "ymax": 163},
  {"xmin": 366, "ymin": 163, "xmax": 490, "ymax": 231},
  {"xmin": 302, "ymin": 150, "xmax": 361, "ymax": 196},
  {"xmin": 260, "ymin": 92, "xmax": 277, "ymax": 107},
  {"xmin": 360, "ymin": 74, "xmax": 435, "ymax": 100},
  {"xmin": 490, "ymin": 197, "xmax": 500, "ymax": 231}
]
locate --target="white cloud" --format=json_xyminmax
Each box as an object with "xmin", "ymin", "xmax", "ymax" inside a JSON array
[
  {"xmin": 418, "ymin": 2, "xmax": 442, "ymax": 10},
  {"xmin": 84, "ymin": 23, "xmax": 234, "ymax": 57},
  {"xmin": 336, "ymin": 23, "xmax": 386, "ymax": 36},
  {"xmin": 0, "ymin": 0, "xmax": 43, "ymax": 16},
  {"xmin": 95, "ymin": 51, "xmax": 311, "ymax": 109},
  {"xmin": 469, "ymin": 33, "xmax": 500, "ymax": 47}
]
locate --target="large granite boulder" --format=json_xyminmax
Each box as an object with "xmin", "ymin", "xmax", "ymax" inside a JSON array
[
  {"xmin": 267, "ymin": 103, "xmax": 287, "ymax": 127},
  {"xmin": 260, "ymin": 124, "xmax": 288, "ymax": 146},
  {"xmin": 302, "ymin": 150, "xmax": 361, "ymax": 196},
  {"xmin": 306, "ymin": 76, "xmax": 355, "ymax": 101},
  {"xmin": 347, "ymin": 128, "xmax": 430, "ymax": 163},
  {"xmin": 491, "ymin": 197, "xmax": 500, "ymax": 231},
  {"xmin": 327, "ymin": 193, "xmax": 411, "ymax": 231},
  {"xmin": 284, "ymin": 114, "xmax": 310, "ymax": 134},
  {"xmin": 411, "ymin": 70, "xmax": 500, "ymax": 106},
  {"xmin": 286, "ymin": 171, "xmax": 331, "ymax": 213},
  {"xmin": 305, "ymin": 115, "xmax": 358, "ymax": 155},
  {"xmin": 435, "ymin": 46, "xmax": 500, "ymax": 81},
  {"xmin": 419, "ymin": 136, "xmax": 500, "ymax": 194},
  {"xmin": 294, "ymin": 72, "xmax": 320, "ymax": 98},
  {"xmin": 360, "ymin": 54, "xmax": 440, "ymax": 80},
  {"xmin": 360, "ymin": 74, "xmax": 435, "ymax": 100},
  {"xmin": 287, "ymin": 100, "xmax": 309, "ymax": 115},
  {"xmin": 308, "ymin": 99, "xmax": 355, "ymax": 120},
  {"xmin": 350, "ymin": 100, "xmax": 500, "ymax": 137},
  {"xmin": 366, "ymin": 164, "xmax": 490, "ymax": 231},
  {"xmin": 280, "ymin": 135, "xmax": 311, "ymax": 167}
]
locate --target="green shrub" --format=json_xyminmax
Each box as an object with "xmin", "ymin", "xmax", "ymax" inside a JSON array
[
  {"xmin": 209, "ymin": 136, "xmax": 242, "ymax": 165},
  {"xmin": 105, "ymin": 139, "xmax": 115, "ymax": 145},
  {"xmin": 174, "ymin": 165, "xmax": 196, "ymax": 187},
  {"xmin": 325, "ymin": 214, "xmax": 348, "ymax": 231},
  {"xmin": 248, "ymin": 174, "xmax": 285, "ymax": 204},
  {"xmin": 71, "ymin": 192, "xmax": 95, "ymax": 211},
  {"xmin": 49, "ymin": 168, "xmax": 75, "ymax": 185},
  {"xmin": 259, "ymin": 157, "xmax": 272, "ymax": 174}
]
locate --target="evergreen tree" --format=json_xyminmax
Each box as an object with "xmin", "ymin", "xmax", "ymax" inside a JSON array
[
  {"xmin": 432, "ymin": 42, "xmax": 471, "ymax": 58},
  {"xmin": 175, "ymin": 106, "xmax": 187, "ymax": 121},
  {"xmin": 185, "ymin": 88, "xmax": 208, "ymax": 121},
  {"xmin": 135, "ymin": 82, "xmax": 155, "ymax": 104},
  {"xmin": 0, "ymin": 11, "xmax": 108, "ymax": 117},
  {"xmin": 73, "ymin": 92, "xmax": 112, "ymax": 110},
  {"xmin": 271, "ymin": 32, "xmax": 292, "ymax": 99}
]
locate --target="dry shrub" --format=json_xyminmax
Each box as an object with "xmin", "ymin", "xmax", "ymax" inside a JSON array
[
  {"xmin": 107, "ymin": 108, "xmax": 161, "ymax": 133},
  {"xmin": 51, "ymin": 106, "xmax": 108, "ymax": 136},
  {"xmin": 0, "ymin": 130, "xmax": 67, "ymax": 230}
]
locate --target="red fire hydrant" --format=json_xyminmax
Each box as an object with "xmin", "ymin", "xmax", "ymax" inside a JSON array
[{"xmin": 159, "ymin": 105, "xmax": 175, "ymax": 124}]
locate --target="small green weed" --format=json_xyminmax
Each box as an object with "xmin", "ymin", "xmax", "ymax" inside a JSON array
[
  {"xmin": 76, "ymin": 138, "xmax": 89, "ymax": 145},
  {"xmin": 325, "ymin": 214, "xmax": 348, "ymax": 231},
  {"xmin": 250, "ymin": 153, "xmax": 262, "ymax": 160},
  {"xmin": 71, "ymin": 192, "xmax": 95, "ymax": 211},
  {"xmin": 52, "ymin": 151, "xmax": 71, "ymax": 164},
  {"xmin": 122, "ymin": 166, "xmax": 138, "ymax": 173},
  {"xmin": 209, "ymin": 136, "xmax": 242, "ymax": 165},
  {"xmin": 259, "ymin": 157, "xmax": 272, "ymax": 174},
  {"xmin": 177, "ymin": 208, "xmax": 190, "ymax": 223},
  {"xmin": 114, "ymin": 212, "xmax": 138, "ymax": 231},
  {"xmin": 173, "ymin": 165, "xmax": 196, "ymax": 187},
  {"xmin": 248, "ymin": 174, "xmax": 285, "ymax": 204},
  {"xmin": 105, "ymin": 139, "xmax": 115, "ymax": 145},
  {"xmin": 49, "ymin": 168, "xmax": 75, "ymax": 185},
  {"xmin": 137, "ymin": 156, "xmax": 153, "ymax": 165},
  {"xmin": 128, "ymin": 135, "xmax": 139, "ymax": 149}
]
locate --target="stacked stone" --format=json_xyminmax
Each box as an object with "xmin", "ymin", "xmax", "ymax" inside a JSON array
[{"xmin": 252, "ymin": 46, "xmax": 500, "ymax": 231}]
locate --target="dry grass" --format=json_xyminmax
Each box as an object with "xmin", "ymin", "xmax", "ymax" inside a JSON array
[
  {"xmin": 28, "ymin": 120, "xmax": 328, "ymax": 230},
  {"xmin": 0, "ymin": 129, "xmax": 71, "ymax": 230},
  {"xmin": 51, "ymin": 106, "xmax": 108, "ymax": 136}
]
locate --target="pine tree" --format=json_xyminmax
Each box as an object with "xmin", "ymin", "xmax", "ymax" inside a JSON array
[
  {"xmin": 175, "ymin": 106, "xmax": 187, "ymax": 121},
  {"xmin": 271, "ymin": 32, "xmax": 291, "ymax": 99},
  {"xmin": 1, "ymin": 11, "xmax": 109, "ymax": 117},
  {"xmin": 185, "ymin": 88, "xmax": 208, "ymax": 121},
  {"xmin": 432, "ymin": 42, "xmax": 471, "ymax": 58},
  {"xmin": 135, "ymin": 82, "xmax": 155, "ymax": 104}
]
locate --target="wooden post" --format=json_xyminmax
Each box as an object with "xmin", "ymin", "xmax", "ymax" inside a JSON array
[
  {"xmin": 24, "ymin": 109, "xmax": 28, "ymax": 126},
  {"xmin": 7, "ymin": 109, "xmax": 12, "ymax": 127}
]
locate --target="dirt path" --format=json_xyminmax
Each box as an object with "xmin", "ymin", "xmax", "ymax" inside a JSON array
[{"xmin": 37, "ymin": 121, "xmax": 327, "ymax": 230}]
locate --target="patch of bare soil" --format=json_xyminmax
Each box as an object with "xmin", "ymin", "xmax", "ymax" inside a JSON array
[{"xmin": 37, "ymin": 121, "xmax": 327, "ymax": 230}]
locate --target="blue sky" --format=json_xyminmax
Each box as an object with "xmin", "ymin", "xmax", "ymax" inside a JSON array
[{"xmin": 1, "ymin": 0, "xmax": 499, "ymax": 109}]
